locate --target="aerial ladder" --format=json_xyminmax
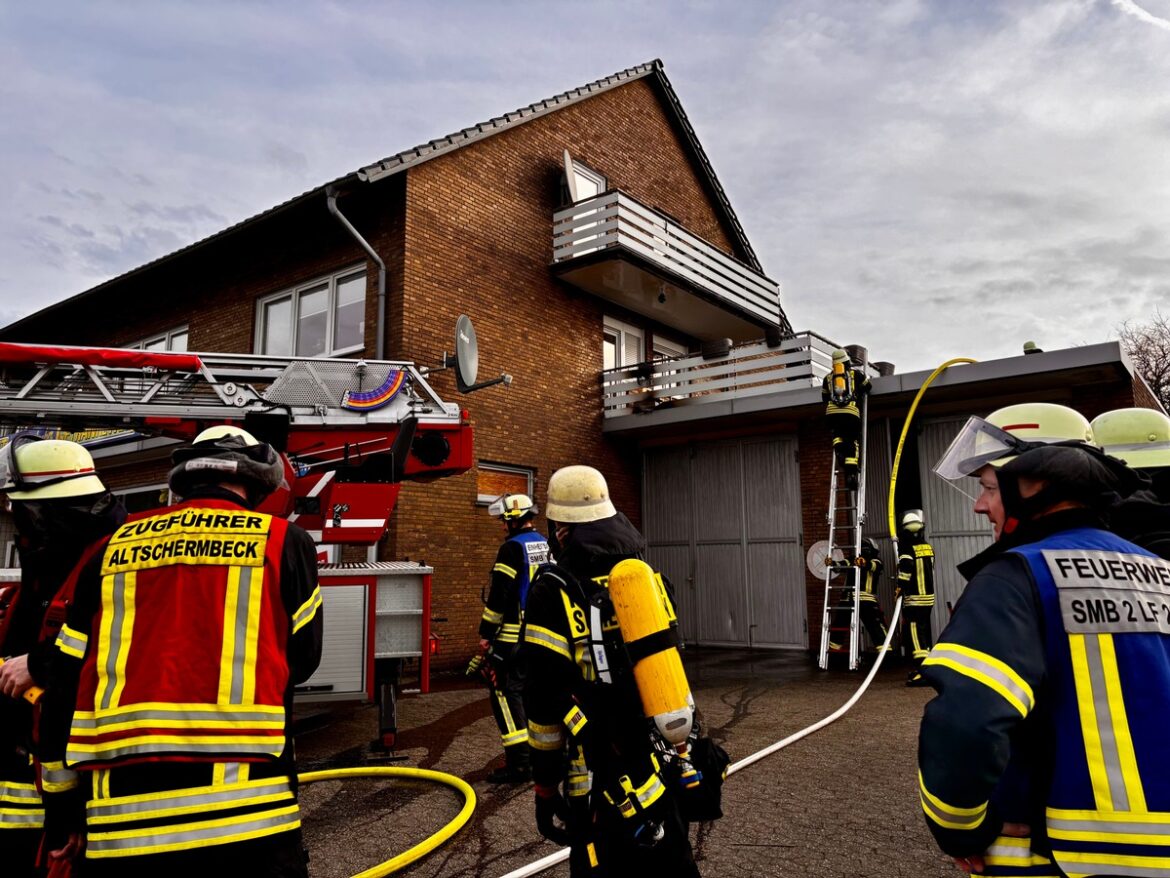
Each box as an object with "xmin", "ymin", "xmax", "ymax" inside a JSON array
[
  {"xmin": 0, "ymin": 336, "xmax": 482, "ymax": 746},
  {"xmin": 816, "ymin": 348, "xmax": 870, "ymax": 671}
]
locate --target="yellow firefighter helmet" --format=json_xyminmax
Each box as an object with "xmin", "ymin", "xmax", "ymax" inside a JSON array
[
  {"xmin": 0, "ymin": 435, "xmax": 106, "ymax": 500},
  {"xmin": 934, "ymin": 403, "xmax": 1094, "ymax": 481},
  {"xmin": 1091, "ymin": 408, "xmax": 1170, "ymax": 469}
]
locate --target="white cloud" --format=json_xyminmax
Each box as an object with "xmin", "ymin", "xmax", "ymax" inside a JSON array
[{"xmin": 2, "ymin": 0, "xmax": 1169, "ymax": 373}]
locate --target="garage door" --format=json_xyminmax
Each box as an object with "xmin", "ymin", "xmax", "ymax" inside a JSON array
[
  {"xmin": 643, "ymin": 436, "xmax": 804, "ymax": 648},
  {"xmin": 917, "ymin": 417, "xmax": 995, "ymax": 641}
]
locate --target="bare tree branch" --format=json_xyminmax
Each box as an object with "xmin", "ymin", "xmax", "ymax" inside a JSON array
[{"xmin": 1119, "ymin": 308, "xmax": 1170, "ymax": 411}]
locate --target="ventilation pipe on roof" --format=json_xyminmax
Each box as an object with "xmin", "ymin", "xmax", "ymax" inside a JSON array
[{"xmin": 326, "ymin": 186, "xmax": 386, "ymax": 359}]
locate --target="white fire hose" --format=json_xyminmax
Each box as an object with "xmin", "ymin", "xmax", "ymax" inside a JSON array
[{"xmin": 496, "ymin": 598, "xmax": 904, "ymax": 878}]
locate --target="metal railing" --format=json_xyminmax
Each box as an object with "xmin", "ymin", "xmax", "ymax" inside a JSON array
[
  {"xmin": 601, "ymin": 331, "xmax": 845, "ymax": 419},
  {"xmin": 552, "ymin": 190, "xmax": 781, "ymax": 327}
]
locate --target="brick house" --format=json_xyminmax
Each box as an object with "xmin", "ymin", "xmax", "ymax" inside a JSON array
[{"xmin": 2, "ymin": 60, "xmax": 1158, "ymax": 667}]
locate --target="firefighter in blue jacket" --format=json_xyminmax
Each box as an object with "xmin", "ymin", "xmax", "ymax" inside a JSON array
[
  {"xmin": 475, "ymin": 493, "xmax": 550, "ymax": 783},
  {"xmin": 920, "ymin": 402, "xmax": 1168, "ymax": 878}
]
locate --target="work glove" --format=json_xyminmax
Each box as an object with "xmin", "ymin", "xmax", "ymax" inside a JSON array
[
  {"xmin": 534, "ymin": 785, "xmax": 571, "ymax": 846},
  {"xmin": 465, "ymin": 654, "xmax": 485, "ymax": 677}
]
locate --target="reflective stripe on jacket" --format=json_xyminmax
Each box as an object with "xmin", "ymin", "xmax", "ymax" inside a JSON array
[
  {"xmin": 66, "ymin": 501, "xmax": 296, "ymax": 766},
  {"xmin": 1013, "ymin": 529, "xmax": 1170, "ymax": 877}
]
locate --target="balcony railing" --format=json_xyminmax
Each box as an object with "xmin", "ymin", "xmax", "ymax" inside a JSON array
[
  {"xmin": 602, "ymin": 331, "xmax": 848, "ymax": 419},
  {"xmin": 552, "ymin": 191, "xmax": 781, "ymax": 334}
]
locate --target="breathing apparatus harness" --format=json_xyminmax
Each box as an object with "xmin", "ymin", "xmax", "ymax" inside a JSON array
[{"xmin": 532, "ymin": 560, "xmax": 726, "ymax": 846}]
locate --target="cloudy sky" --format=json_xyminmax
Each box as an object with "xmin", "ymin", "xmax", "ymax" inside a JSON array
[{"xmin": 2, "ymin": 0, "xmax": 1168, "ymax": 372}]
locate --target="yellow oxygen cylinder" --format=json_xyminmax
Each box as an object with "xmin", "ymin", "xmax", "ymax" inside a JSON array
[
  {"xmin": 608, "ymin": 558, "xmax": 693, "ymax": 748},
  {"xmin": 832, "ymin": 360, "xmax": 846, "ymax": 396}
]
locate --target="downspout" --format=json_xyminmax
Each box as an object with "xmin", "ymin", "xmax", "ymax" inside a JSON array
[{"xmin": 326, "ymin": 186, "xmax": 386, "ymax": 359}]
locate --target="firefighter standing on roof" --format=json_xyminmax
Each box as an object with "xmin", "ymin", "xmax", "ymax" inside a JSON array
[
  {"xmin": 919, "ymin": 401, "xmax": 1170, "ymax": 878},
  {"xmin": 821, "ymin": 348, "xmax": 871, "ymax": 491},
  {"xmin": 0, "ymin": 436, "xmax": 125, "ymax": 878},
  {"xmin": 522, "ymin": 465, "xmax": 723, "ymax": 878},
  {"xmin": 898, "ymin": 510, "xmax": 935, "ymax": 686},
  {"xmin": 474, "ymin": 493, "xmax": 549, "ymax": 784},
  {"xmin": 37, "ymin": 426, "xmax": 323, "ymax": 877}
]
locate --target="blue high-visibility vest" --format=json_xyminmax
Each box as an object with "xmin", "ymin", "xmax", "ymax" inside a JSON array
[
  {"xmin": 1011, "ymin": 527, "xmax": 1170, "ymax": 877},
  {"xmin": 508, "ymin": 530, "xmax": 551, "ymax": 610}
]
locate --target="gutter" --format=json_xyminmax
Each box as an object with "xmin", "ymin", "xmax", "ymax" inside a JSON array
[{"xmin": 326, "ymin": 187, "xmax": 386, "ymax": 359}]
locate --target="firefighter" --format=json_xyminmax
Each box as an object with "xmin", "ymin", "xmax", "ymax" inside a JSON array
[
  {"xmin": 0, "ymin": 436, "xmax": 126, "ymax": 878},
  {"xmin": 474, "ymin": 493, "xmax": 550, "ymax": 784},
  {"xmin": 918, "ymin": 401, "xmax": 1167, "ymax": 878},
  {"xmin": 1093, "ymin": 407, "xmax": 1170, "ymax": 558},
  {"xmin": 856, "ymin": 538, "xmax": 889, "ymax": 653},
  {"xmin": 821, "ymin": 348, "xmax": 871, "ymax": 491},
  {"xmin": 522, "ymin": 465, "xmax": 706, "ymax": 877},
  {"xmin": 898, "ymin": 510, "xmax": 935, "ymax": 686},
  {"xmin": 38, "ymin": 425, "xmax": 323, "ymax": 877}
]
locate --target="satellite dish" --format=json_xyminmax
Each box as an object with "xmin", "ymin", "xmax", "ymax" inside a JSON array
[
  {"xmin": 455, "ymin": 314, "xmax": 479, "ymax": 392},
  {"xmin": 563, "ymin": 149, "xmax": 579, "ymax": 203},
  {"xmin": 805, "ymin": 540, "xmax": 844, "ymax": 580}
]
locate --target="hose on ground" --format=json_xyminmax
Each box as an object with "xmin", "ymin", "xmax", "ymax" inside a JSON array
[{"xmin": 299, "ymin": 766, "xmax": 476, "ymax": 878}]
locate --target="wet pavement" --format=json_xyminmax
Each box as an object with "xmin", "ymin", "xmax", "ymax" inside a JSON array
[{"xmin": 295, "ymin": 649, "xmax": 959, "ymax": 878}]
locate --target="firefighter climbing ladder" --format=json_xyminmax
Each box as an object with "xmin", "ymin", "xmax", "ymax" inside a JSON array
[{"xmin": 816, "ymin": 377, "xmax": 869, "ymax": 671}]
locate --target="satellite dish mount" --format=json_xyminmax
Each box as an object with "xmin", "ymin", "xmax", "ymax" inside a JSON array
[{"xmin": 438, "ymin": 315, "xmax": 512, "ymax": 393}]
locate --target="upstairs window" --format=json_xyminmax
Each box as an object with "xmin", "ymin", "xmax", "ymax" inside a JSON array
[
  {"xmin": 257, "ymin": 267, "xmax": 366, "ymax": 357},
  {"xmin": 129, "ymin": 326, "xmax": 188, "ymax": 352},
  {"xmin": 563, "ymin": 151, "xmax": 607, "ymax": 204}
]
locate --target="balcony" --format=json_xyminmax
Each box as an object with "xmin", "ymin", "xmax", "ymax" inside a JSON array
[
  {"xmin": 601, "ymin": 331, "xmax": 843, "ymax": 423},
  {"xmin": 552, "ymin": 191, "xmax": 782, "ymax": 342}
]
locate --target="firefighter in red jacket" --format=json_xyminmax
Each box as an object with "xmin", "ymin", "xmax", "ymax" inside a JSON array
[
  {"xmin": 38, "ymin": 425, "xmax": 323, "ymax": 877},
  {"xmin": 473, "ymin": 493, "xmax": 550, "ymax": 783},
  {"xmin": 0, "ymin": 436, "xmax": 125, "ymax": 878}
]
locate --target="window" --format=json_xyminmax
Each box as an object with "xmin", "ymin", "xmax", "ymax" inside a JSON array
[
  {"xmin": 256, "ymin": 268, "xmax": 366, "ymax": 357},
  {"xmin": 477, "ymin": 462, "xmax": 535, "ymax": 506},
  {"xmin": 603, "ymin": 316, "xmax": 644, "ymax": 370},
  {"xmin": 652, "ymin": 336, "xmax": 688, "ymax": 361},
  {"xmin": 129, "ymin": 326, "xmax": 189, "ymax": 352},
  {"xmin": 563, "ymin": 151, "xmax": 607, "ymax": 204}
]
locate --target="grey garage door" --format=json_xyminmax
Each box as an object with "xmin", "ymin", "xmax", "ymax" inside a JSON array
[
  {"xmin": 643, "ymin": 436, "xmax": 805, "ymax": 648},
  {"xmin": 917, "ymin": 417, "xmax": 995, "ymax": 642}
]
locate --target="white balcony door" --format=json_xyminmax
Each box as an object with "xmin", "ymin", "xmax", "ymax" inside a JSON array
[{"xmin": 603, "ymin": 317, "xmax": 644, "ymax": 370}]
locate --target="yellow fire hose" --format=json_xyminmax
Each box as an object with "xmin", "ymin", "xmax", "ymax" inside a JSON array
[{"xmin": 298, "ymin": 766, "xmax": 476, "ymax": 878}]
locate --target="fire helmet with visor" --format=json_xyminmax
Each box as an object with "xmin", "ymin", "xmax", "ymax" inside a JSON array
[
  {"xmin": 545, "ymin": 465, "xmax": 616, "ymax": 524},
  {"xmin": 488, "ymin": 493, "xmax": 537, "ymax": 523},
  {"xmin": 901, "ymin": 509, "xmax": 926, "ymax": 534},
  {"xmin": 1090, "ymin": 408, "xmax": 1170, "ymax": 470},
  {"xmin": 933, "ymin": 403, "xmax": 1095, "ymax": 482},
  {"xmin": 0, "ymin": 434, "xmax": 107, "ymax": 501},
  {"xmin": 169, "ymin": 424, "xmax": 285, "ymax": 507}
]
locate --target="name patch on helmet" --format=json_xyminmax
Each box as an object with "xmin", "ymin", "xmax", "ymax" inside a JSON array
[
  {"xmin": 104, "ymin": 510, "xmax": 270, "ymax": 573},
  {"xmin": 1044, "ymin": 549, "xmax": 1170, "ymax": 635}
]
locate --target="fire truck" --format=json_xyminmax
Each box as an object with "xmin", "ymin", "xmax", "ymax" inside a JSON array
[{"xmin": 0, "ymin": 320, "xmax": 497, "ymax": 747}]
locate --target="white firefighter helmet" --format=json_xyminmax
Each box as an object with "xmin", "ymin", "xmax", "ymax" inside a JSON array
[
  {"xmin": 488, "ymin": 493, "xmax": 537, "ymax": 521},
  {"xmin": 546, "ymin": 465, "xmax": 616, "ymax": 524},
  {"xmin": 901, "ymin": 509, "xmax": 926, "ymax": 534},
  {"xmin": 0, "ymin": 434, "xmax": 106, "ymax": 500},
  {"xmin": 169, "ymin": 424, "xmax": 285, "ymax": 505},
  {"xmin": 832, "ymin": 349, "xmax": 849, "ymax": 365},
  {"xmin": 1091, "ymin": 408, "xmax": 1170, "ymax": 470},
  {"xmin": 933, "ymin": 402, "xmax": 1094, "ymax": 481}
]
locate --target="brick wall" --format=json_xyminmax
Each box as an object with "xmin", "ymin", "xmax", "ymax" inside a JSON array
[{"xmin": 395, "ymin": 78, "xmax": 735, "ymax": 666}]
